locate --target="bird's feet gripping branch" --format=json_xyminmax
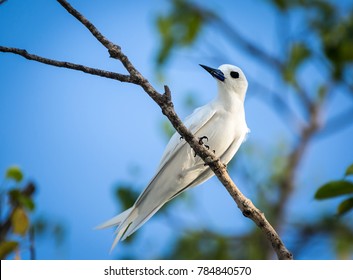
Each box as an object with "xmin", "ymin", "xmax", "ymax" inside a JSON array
[
  {"xmin": 194, "ymin": 136, "xmax": 216, "ymax": 157},
  {"xmin": 180, "ymin": 135, "xmax": 214, "ymax": 157}
]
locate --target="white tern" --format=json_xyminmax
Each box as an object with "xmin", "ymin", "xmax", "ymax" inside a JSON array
[{"xmin": 97, "ymin": 64, "xmax": 249, "ymax": 251}]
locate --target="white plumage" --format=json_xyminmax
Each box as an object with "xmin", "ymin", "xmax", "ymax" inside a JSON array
[{"xmin": 97, "ymin": 64, "xmax": 250, "ymax": 251}]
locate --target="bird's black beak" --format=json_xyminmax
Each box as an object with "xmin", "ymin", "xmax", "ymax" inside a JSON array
[{"xmin": 199, "ymin": 64, "xmax": 225, "ymax": 82}]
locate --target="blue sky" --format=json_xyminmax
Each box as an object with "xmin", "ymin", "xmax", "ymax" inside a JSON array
[{"xmin": 1, "ymin": 0, "xmax": 353, "ymax": 259}]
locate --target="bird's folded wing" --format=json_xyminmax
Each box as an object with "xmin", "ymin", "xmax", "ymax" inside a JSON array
[
  {"xmin": 123, "ymin": 104, "xmax": 218, "ymax": 233},
  {"xmin": 157, "ymin": 104, "xmax": 217, "ymax": 169},
  {"xmin": 132, "ymin": 104, "xmax": 217, "ymax": 208}
]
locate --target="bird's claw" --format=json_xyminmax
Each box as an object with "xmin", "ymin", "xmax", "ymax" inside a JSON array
[
  {"xmin": 198, "ymin": 136, "xmax": 208, "ymax": 145},
  {"xmin": 194, "ymin": 136, "xmax": 211, "ymax": 157}
]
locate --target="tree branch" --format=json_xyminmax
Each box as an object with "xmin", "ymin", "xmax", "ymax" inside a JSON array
[
  {"xmin": 56, "ymin": 0, "xmax": 138, "ymax": 77},
  {"xmin": 0, "ymin": 0, "xmax": 293, "ymax": 260},
  {"xmin": 316, "ymin": 106, "xmax": 353, "ymax": 138},
  {"xmin": 272, "ymin": 99, "xmax": 321, "ymax": 236},
  {"xmin": 0, "ymin": 46, "xmax": 132, "ymax": 83},
  {"xmin": 57, "ymin": 0, "xmax": 117, "ymax": 54}
]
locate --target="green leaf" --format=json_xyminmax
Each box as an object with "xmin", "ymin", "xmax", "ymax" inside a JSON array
[
  {"xmin": 17, "ymin": 195, "xmax": 35, "ymax": 211},
  {"xmin": 315, "ymin": 180, "xmax": 353, "ymax": 200},
  {"xmin": 5, "ymin": 166, "xmax": 23, "ymax": 182},
  {"xmin": 8, "ymin": 189, "xmax": 35, "ymax": 210},
  {"xmin": 11, "ymin": 207, "xmax": 29, "ymax": 236},
  {"xmin": 345, "ymin": 164, "xmax": 353, "ymax": 177},
  {"xmin": 0, "ymin": 241, "xmax": 19, "ymax": 259},
  {"xmin": 337, "ymin": 197, "xmax": 353, "ymax": 216}
]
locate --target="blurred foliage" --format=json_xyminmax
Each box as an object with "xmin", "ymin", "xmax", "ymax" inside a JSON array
[
  {"xmin": 6, "ymin": 166, "xmax": 24, "ymax": 183},
  {"xmin": 306, "ymin": 1, "xmax": 353, "ymax": 79},
  {"xmin": 292, "ymin": 216, "xmax": 353, "ymax": 258},
  {"xmin": 270, "ymin": 0, "xmax": 353, "ymax": 80},
  {"xmin": 315, "ymin": 163, "xmax": 353, "ymax": 216},
  {"xmin": 283, "ymin": 42, "xmax": 311, "ymax": 85},
  {"xmin": 156, "ymin": 0, "xmax": 215, "ymax": 65},
  {"xmin": 110, "ymin": 0, "xmax": 353, "ymax": 260},
  {"xmin": 115, "ymin": 184, "xmax": 139, "ymax": 211},
  {"xmin": 167, "ymin": 229, "xmax": 271, "ymax": 260},
  {"xmin": 0, "ymin": 166, "xmax": 65, "ymax": 259},
  {"xmin": 0, "ymin": 166, "xmax": 34, "ymax": 259},
  {"xmin": 156, "ymin": 0, "xmax": 353, "ymax": 85},
  {"xmin": 33, "ymin": 216, "xmax": 66, "ymax": 246}
]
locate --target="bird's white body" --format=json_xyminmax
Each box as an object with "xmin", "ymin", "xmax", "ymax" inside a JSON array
[{"xmin": 98, "ymin": 64, "xmax": 249, "ymax": 251}]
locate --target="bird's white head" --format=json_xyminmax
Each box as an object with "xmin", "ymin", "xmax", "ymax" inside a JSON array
[{"xmin": 200, "ymin": 64, "xmax": 248, "ymax": 102}]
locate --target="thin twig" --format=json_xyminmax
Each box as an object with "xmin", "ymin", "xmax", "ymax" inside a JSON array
[
  {"xmin": 57, "ymin": 0, "xmax": 116, "ymax": 52},
  {"xmin": 0, "ymin": 46, "xmax": 132, "ymax": 83},
  {"xmin": 56, "ymin": 0, "xmax": 139, "ymax": 78},
  {"xmin": 216, "ymin": 18, "xmax": 283, "ymax": 71}
]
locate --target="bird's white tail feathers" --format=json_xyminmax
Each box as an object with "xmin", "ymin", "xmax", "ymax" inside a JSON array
[
  {"xmin": 96, "ymin": 205, "xmax": 163, "ymax": 252},
  {"xmin": 95, "ymin": 207, "xmax": 133, "ymax": 230},
  {"xmin": 95, "ymin": 207, "xmax": 134, "ymax": 252}
]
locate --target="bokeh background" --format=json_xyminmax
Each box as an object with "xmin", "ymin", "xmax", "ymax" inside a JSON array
[{"xmin": 1, "ymin": 0, "xmax": 353, "ymax": 260}]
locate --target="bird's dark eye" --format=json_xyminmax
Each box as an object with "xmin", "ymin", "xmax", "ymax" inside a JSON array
[{"xmin": 230, "ymin": 71, "xmax": 239, "ymax": 79}]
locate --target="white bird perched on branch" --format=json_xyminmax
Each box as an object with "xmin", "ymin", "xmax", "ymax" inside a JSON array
[{"xmin": 97, "ymin": 64, "xmax": 250, "ymax": 251}]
